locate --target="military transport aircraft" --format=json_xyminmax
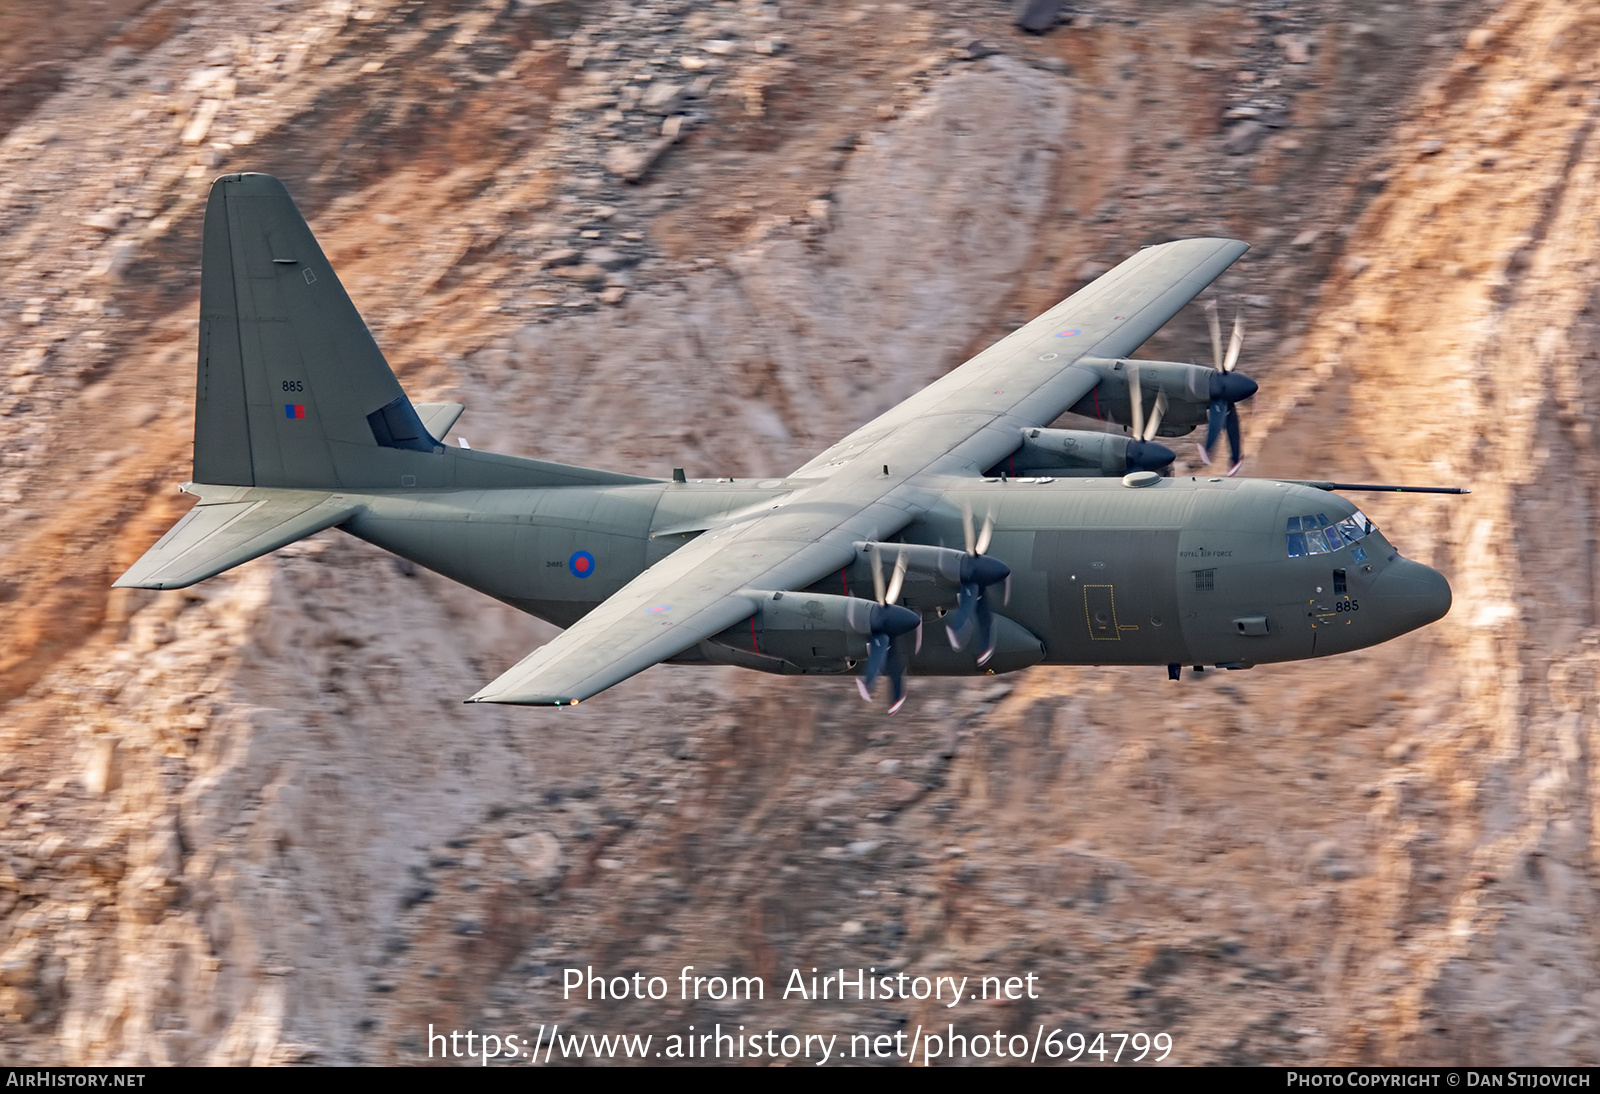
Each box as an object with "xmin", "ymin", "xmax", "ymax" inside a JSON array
[{"xmin": 116, "ymin": 174, "xmax": 1459, "ymax": 713}]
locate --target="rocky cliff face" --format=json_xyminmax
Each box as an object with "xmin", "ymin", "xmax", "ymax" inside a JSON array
[{"xmin": 5, "ymin": 0, "xmax": 1595, "ymax": 1067}]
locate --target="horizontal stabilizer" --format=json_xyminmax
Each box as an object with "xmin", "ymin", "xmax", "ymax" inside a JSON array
[
  {"xmin": 114, "ymin": 485, "xmax": 362, "ymax": 589},
  {"xmin": 415, "ymin": 402, "xmax": 464, "ymax": 440}
]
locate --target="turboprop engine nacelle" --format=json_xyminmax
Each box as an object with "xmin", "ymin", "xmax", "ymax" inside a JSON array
[
  {"xmin": 710, "ymin": 579, "xmax": 1047, "ymax": 678},
  {"xmin": 991, "ymin": 427, "xmax": 1174, "ymax": 477},
  {"xmin": 1071, "ymin": 357, "xmax": 1223, "ymax": 435},
  {"xmin": 841, "ymin": 542, "xmax": 1011, "ymax": 611},
  {"xmin": 706, "ymin": 591, "xmax": 918, "ymax": 672}
]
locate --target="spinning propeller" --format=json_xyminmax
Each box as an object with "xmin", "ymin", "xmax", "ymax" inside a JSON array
[
  {"xmin": 1126, "ymin": 367, "xmax": 1176, "ymax": 473},
  {"xmin": 1198, "ymin": 300, "xmax": 1258, "ymax": 474},
  {"xmin": 856, "ymin": 546, "xmax": 920, "ymax": 714},
  {"xmin": 944, "ymin": 502, "xmax": 1013, "ymax": 666}
]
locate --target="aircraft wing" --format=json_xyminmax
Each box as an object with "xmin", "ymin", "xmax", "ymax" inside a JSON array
[
  {"xmin": 470, "ymin": 238, "xmax": 1248, "ymax": 706},
  {"xmin": 115, "ymin": 486, "xmax": 361, "ymax": 589},
  {"xmin": 791, "ymin": 237, "xmax": 1249, "ymax": 476},
  {"xmin": 468, "ymin": 500, "xmax": 912, "ymax": 705}
]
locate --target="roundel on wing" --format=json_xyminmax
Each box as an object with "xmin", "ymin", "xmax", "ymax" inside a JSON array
[{"xmin": 568, "ymin": 550, "xmax": 595, "ymax": 578}]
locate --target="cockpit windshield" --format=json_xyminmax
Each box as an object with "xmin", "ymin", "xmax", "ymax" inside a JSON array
[{"xmin": 1286, "ymin": 510, "xmax": 1374, "ymax": 559}]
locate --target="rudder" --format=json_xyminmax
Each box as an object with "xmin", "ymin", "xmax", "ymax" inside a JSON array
[{"xmin": 195, "ymin": 173, "xmax": 440, "ymax": 489}]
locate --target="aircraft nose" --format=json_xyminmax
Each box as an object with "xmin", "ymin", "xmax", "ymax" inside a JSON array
[{"xmin": 1372, "ymin": 557, "xmax": 1452, "ymax": 631}]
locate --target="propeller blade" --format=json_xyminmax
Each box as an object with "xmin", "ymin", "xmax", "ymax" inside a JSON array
[
  {"xmin": 1223, "ymin": 313, "xmax": 1245, "ymax": 373},
  {"xmin": 1205, "ymin": 400, "xmax": 1226, "ymax": 455},
  {"xmin": 886, "ymin": 549, "xmax": 908, "ymax": 606},
  {"xmin": 862, "ymin": 632, "xmax": 891, "ymax": 692},
  {"xmin": 1143, "ymin": 391, "xmax": 1167, "ymax": 442},
  {"xmin": 975, "ymin": 592, "xmax": 997, "ymax": 667},
  {"xmin": 976, "ymin": 511, "xmax": 994, "ymax": 556},
  {"xmin": 1004, "ymin": 573, "xmax": 1011, "ymax": 607},
  {"xmin": 1206, "ymin": 299, "xmax": 1223, "ymax": 372},
  {"xmin": 1225, "ymin": 404, "xmax": 1243, "ymax": 471},
  {"xmin": 886, "ymin": 640, "xmax": 907, "ymax": 715},
  {"xmin": 871, "ymin": 546, "xmax": 886, "ymax": 605},
  {"xmin": 962, "ymin": 499, "xmax": 976, "ymax": 556},
  {"xmin": 946, "ymin": 583, "xmax": 979, "ymax": 649},
  {"xmin": 1128, "ymin": 365, "xmax": 1144, "ymax": 441}
]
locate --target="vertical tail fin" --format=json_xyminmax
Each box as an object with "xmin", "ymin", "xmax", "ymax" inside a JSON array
[{"xmin": 195, "ymin": 173, "xmax": 440, "ymax": 489}]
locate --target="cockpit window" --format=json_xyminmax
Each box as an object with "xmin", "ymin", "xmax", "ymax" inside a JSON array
[
  {"xmin": 1344, "ymin": 509, "xmax": 1376, "ymax": 537},
  {"xmin": 1286, "ymin": 511, "xmax": 1376, "ymax": 557}
]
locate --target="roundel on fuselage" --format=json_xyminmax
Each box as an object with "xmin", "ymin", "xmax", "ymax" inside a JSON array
[{"xmin": 569, "ymin": 550, "xmax": 595, "ymax": 578}]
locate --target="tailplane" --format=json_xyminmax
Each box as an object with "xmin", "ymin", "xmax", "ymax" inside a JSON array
[{"xmin": 114, "ymin": 484, "xmax": 360, "ymax": 590}]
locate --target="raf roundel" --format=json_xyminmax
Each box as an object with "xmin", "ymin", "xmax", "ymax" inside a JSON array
[{"xmin": 568, "ymin": 550, "xmax": 596, "ymax": 579}]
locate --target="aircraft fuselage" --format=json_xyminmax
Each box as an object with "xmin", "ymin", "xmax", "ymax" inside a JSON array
[{"xmin": 342, "ymin": 474, "xmax": 1449, "ymax": 677}]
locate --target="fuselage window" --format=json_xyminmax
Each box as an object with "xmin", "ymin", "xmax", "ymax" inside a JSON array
[
  {"xmin": 1333, "ymin": 568, "xmax": 1347, "ymax": 595},
  {"xmin": 1305, "ymin": 528, "xmax": 1330, "ymax": 554}
]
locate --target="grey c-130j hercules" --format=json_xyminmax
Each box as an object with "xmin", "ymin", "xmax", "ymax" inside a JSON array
[{"xmin": 117, "ymin": 173, "xmax": 1460, "ymax": 712}]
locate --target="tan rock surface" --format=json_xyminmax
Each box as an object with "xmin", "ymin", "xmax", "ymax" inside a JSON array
[{"xmin": 6, "ymin": 0, "xmax": 1596, "ymax": 1068}]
